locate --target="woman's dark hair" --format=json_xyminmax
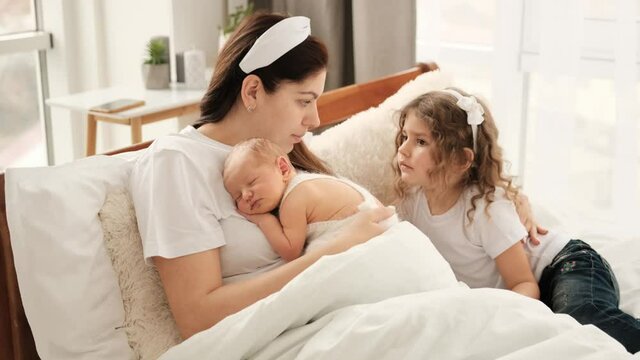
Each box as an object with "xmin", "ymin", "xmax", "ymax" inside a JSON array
[
  {"xmin": 196, "ymin": 12, "xmax": 328, "ymax": 124},
  {"xmin": 195, "ymin": 12, "xmax": 332, "ymax": 175}
]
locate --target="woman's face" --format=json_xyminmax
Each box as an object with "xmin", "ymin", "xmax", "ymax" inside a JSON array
[{"xmin": 255, "ymin": 70, "xmax": 326, "ymax": 152}]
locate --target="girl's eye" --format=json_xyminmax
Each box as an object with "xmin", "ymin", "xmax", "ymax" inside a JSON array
[
  {"xmin": 417, "ymin": 139, "xmax": 427, "ymax": 146},
  {"xmin": 400, "ymin": 133, "xmax": 408, "ymax": 142}
]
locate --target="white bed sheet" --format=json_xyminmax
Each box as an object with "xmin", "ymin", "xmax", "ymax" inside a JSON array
[{"xmin": 159, "ymin": 222, "xmax": 635, "ymax": 359}]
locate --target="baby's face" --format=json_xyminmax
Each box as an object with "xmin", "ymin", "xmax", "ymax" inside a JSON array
[{"xmin": 223, "ymin": 154, "xmax": 287, "ymax": 215}]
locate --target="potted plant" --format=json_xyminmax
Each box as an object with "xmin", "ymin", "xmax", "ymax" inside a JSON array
[
  {"xmin": 142, "ymin": 38, "xmax": 170, "ymax": 89},
  {"xmin": 218, "ymin": 2, "xmax": 254, "ymax": 52}
]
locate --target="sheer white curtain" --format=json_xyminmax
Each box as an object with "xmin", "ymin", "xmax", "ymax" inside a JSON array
[
  {"xmin": 416, "ymin": 0, "xmax": 640, "ymax": 239},
  {"xmin": 523, "ymin": 0, "xmax": 639, "ymax": 238},
  {"xmin": 268, "ymin": 0, "xmax": 416, "ymax": 88},
  {"xmin": 525, "ymin": 0, "xmax": 583, "ymax": 222},
  {"xmin": 612, "ymin": 0, "xmax": 638, "ymax": 234}
]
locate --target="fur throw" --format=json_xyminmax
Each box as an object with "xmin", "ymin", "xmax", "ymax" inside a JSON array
[{"xmin": 99, "ymin": 188, "xmax": 181, "ymax": 359}]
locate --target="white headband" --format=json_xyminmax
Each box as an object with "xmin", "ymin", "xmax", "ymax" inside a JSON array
[
  {"xmin": 442, "ymin": 89, "xmax": 485, "ymax": 152},
  {"xmin": 239, "ymin": 16, "xmax": 311, "ymax": 73}
]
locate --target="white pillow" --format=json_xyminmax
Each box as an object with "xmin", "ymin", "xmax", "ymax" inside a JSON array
[
  {"xmin": 309, "ymin": 70, "xmax": 452, "ymax": 204},
  {"xmin": 5, "ymin": 155, "xmax": 135, "ymax": 359}
]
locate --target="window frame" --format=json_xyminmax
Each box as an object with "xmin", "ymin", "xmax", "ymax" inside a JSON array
[{"xmin": 0, "ymin": 0, "xmax": 53, "ymax": 165}]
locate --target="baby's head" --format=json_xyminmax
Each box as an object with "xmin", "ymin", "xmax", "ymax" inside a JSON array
[
  {"xmin": 223, "ymin": 138, "xmax": 296, "ymax": 214},
  {"xmin": 394, "ymin": 88, "xmax": 506, "ymax": 198}
]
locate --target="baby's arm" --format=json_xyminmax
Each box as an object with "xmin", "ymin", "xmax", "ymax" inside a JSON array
[
  {"xmin": 277, "ymin": 194, "xmax": 309, "ymax": 260},
  {"xmin": 238, "ymin": 209, "xmax": 306, "ymax": 261},
  {"xmin": 242, "ymin": 211, "xmax": 306, "ymax": 262},
  {"xmin": 242, "ymin": 190, "xmax": 309, "ymax": 261},
  {"xmin": 495, "ymin": 243, "xmax": 540, "ymax": 299}
]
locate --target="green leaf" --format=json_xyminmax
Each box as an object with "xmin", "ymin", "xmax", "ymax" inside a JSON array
[
  {"xmin": 223, "ymin": 1, "xmax": 254, "ymax": 35},
  {"xmin": 143, "ymin": 39, "xmax": 167, "ymax": 65}
]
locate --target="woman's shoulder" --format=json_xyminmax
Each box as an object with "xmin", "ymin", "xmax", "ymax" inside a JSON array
[
  {"xmin": 150, "ymin": 126, "xmax": 230, "ymax": 154},
  {"xmin": 135, "ymin": 127, "xmax": 231, "ymax": 168}
]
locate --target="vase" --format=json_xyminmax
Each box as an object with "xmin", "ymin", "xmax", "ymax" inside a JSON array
[{"xmin": 141, "ymin": 63, "xmax": 170, "ymax": 89}]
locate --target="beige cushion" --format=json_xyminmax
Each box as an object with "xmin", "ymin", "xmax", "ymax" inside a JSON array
[{"xmin": 99, "ymin": 188, "xmax": 181, "ymax": 359}]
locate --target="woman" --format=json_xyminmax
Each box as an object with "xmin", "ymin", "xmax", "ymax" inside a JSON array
[
  {"xmin": 130, "ymin": 13, "xmax": 394, "ymax": 339},
  {"xmin": 130, "ymin": 12, "xmax": 541, "ymax": 340}
]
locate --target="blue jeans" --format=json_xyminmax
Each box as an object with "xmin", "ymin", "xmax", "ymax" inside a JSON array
[{"xmin": 539, "ymin": 239, "xmax": 640, "ymax": 353}]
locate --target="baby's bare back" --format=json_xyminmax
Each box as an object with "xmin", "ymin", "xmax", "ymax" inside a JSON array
[{"xmin": 285, "ymin": 178, "xmax": 370, "ymax": 224}]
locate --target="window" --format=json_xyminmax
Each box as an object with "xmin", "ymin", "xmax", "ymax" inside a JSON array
[
  {"xmin": 417, "ymin": 0, "xmax": 640, "ymax": 237},
  {"xmin": 0, "ymin": 0, "xmax": 36, "ymax": 34},
  {"xmin": 0, "ymin": 0, "xmax": 51, "ymax": 170}
]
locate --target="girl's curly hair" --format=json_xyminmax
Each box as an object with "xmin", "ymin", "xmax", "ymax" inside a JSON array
[{"xmin": 393, "ymin": 88, "xmax": 519, "ymax": 222}]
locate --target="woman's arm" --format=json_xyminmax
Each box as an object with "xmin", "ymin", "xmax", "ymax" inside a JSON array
[
  {"xmin": 495, "ymin": 242, "xmax": 540, "ymax": 299},
  {"xmin": 514, "ymin": 193, "xmax": 548, "ymax": 245},
  {"xmin": 154, "ymin": 206, "xmax": 395, "ymax": 339}
]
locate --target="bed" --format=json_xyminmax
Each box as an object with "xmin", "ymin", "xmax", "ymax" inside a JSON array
[
  {"xmin": 0, "ymin": 63, "xmax": 436, "ymax": 359},
  {"xmin": 2, "ymin": 62, "xmax": 638, "ymax": 359}
]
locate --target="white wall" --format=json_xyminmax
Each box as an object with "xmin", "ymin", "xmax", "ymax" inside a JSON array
[
  {"xmin": 44, "ymin": 0, "xmax": 224, "ymax": 164},
  {"xmin": 43, "ymin": 0, "xmax": 94, "ymax": 164},
  {"xmin": 98, "ymin": 0, "xmax": 174, "ymax": 153}
]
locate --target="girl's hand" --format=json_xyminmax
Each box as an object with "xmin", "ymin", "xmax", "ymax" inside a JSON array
[
  {"xmin": 514, "ymin": 193, "xmax": 548, "ymax": 245},
  {"xmin": 324, "ymin": 206, "xmax": 396, "ymax": 254}
]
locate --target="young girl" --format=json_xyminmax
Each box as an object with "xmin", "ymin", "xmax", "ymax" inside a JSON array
[
  {"xmin": 223, "ymin": 138, "xmax": 396, "ymax": 261},
  {"xmin": 394, "ymin": 88, "xmax": 640, "ymax": 353}
]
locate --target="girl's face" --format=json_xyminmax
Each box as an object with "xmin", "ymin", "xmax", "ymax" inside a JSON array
[
  {"xmin": 255, "ymin": 70, "xmax": 326, "ymax": 152},
  {"xmin": 397, "ymin": 111, "xmax": 440, "ymax": 189},
  {"xmin": 223, "ymin": 153, "xmax": 288, "ymax": 215}
]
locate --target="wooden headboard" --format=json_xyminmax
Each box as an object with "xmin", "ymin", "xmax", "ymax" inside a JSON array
[{"xmin": 0, "ymin": 62, "xmax": 437, "ymax": 359}]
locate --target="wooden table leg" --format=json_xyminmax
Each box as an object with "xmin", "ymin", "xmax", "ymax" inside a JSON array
[
  {"xmin": 86, "ymin": 114, "xmax": 97, "ymax": 156},
  {"xmin": 131, "ymin": 117, "xmax": 142, "ymax": 144}
]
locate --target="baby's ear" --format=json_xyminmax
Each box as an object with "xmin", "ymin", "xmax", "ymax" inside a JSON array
[{"xmin": 276, "ymin": 156, "xmax": 292, "ymax": 178}]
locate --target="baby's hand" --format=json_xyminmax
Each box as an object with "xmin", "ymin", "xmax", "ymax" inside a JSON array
[{"xmin": 238, "ymin": 210, "xmax": 274, "ymax": 227}]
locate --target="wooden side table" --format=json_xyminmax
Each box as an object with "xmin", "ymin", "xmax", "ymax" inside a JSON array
[{"xmin": 46, "ymin": 85, "xmax": 204, "ymax": 156}]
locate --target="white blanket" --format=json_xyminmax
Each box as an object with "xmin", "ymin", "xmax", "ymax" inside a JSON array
[{"xmin": 160, "ymin": 222, "xmax": 633, "ymax": 359}]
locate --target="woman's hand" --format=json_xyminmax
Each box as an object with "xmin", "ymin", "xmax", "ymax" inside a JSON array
[
  {"xmin": 514, "ymin": 193, "xmax": 548, "ymax": 245},
  {"xmin": 321, "ymin": 206, "xmax": 396, "ymax": 255}
]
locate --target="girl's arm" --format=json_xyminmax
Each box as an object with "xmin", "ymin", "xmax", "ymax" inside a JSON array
[
  {"xmin": 154, "ymin": 206, "xmax": 395, "ymax": 339},
  {"xmin": 243, "ymin": 211, "xmax": 307, "ymax": 261},
  {"xmin": 495, "ymin": 242, "xmax": 540, "ymax": 299},
  {"xmin": 514, "ymin": 193, "xmax": 548, "ymax": 245}
]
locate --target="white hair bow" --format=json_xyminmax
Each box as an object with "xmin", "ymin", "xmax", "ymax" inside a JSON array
[
  {"xmin": 456, "ymin": 95, "xmax": 484, "ymax": 126},
  {"xmin": 442, "ymin": 89, "xmax": 485, "ymax": 152}
]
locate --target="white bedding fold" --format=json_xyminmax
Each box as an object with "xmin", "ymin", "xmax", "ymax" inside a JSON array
[{"xmin": 160, "ymin": 222, "xmax": 632, "ymax": 360}]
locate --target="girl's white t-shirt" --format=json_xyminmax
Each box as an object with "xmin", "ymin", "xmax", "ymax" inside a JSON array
[
  {"xmin": 129, "ymin": 126, "xmax": 284, "ymax": 283},
  {"xmin": 398, "ymin": 187, "xmax": 570, "ymax": 289}
]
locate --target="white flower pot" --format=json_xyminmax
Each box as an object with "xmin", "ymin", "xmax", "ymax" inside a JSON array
[{"xmin": 141, "ymin": 63, "xmax": 170, "ymax": 89}]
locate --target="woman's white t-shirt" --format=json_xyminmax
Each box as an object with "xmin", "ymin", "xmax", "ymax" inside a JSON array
[
  {"xmin": 398, "ymin": 187, "xmax": 570, "ymax": 289},
  {"xmin": 129, "ymin": 126, "xmax": 284, "ymax": 283}
]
